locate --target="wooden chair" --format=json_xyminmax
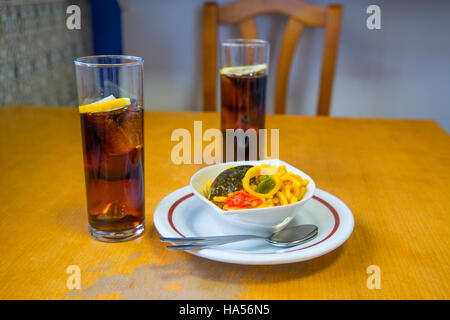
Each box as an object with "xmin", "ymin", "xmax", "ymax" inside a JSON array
[{"xmin": 202, "ymin": 0, "xmax": 342, "ymax": 115}]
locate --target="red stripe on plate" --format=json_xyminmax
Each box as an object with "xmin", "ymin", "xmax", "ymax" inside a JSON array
[
  {"xmin": 167, "ymin": 193, "xmax": 340, "ymax": 251},
  {"xmin": 167, "ymin": 193, "xmax": 194, "ymax": 236},
  {"xmin": 299, "ymin": 195, "xmax": 340, "ymax": 250}
]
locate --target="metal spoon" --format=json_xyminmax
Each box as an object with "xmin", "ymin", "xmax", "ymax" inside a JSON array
[{"xmin": 160, "ymin": 224, "xmax": 318, "ymax": 250}]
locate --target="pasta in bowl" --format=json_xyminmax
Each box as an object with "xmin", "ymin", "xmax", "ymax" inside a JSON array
[{"xmin": 190, "ymin": 159, "xmax": 316, "ymax": 234}]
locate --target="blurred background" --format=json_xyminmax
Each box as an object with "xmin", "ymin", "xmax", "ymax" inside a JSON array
[{"xmin": 1, "ymin": 0, "xmax": 449, "ymax": 132}]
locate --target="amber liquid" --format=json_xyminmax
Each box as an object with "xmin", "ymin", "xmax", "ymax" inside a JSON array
[
  {"xmin": 220, "ymin": 72, "xmax": 267, "ymax": 161},
  {"xmin": 80, "ymin": 103, "xmax": 144, "ymax": 232}
]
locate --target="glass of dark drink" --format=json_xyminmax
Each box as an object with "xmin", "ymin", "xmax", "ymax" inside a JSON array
[
  {"xmin": 220, "ymin": 39, "xmax": 270, "ymax": 161},
  {"xmin": 74, "ymin": 55, "xmax": 145, "ymax": 242}
]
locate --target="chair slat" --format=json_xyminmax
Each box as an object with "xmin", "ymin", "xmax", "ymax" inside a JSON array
[
  {"xmin": 203, "ymin": 2, "xmax": 219, "ymax": 111},
  {"xmin": 239, "ymin": 18, "xmax": 259, "ymax": 39},
  {"xmin": 274, "ymin": 18, "xmax": 305, "ymax": 114},
  {"xmin": 317, "ymin": 5, "xmax": 342, "ymax": 116}
]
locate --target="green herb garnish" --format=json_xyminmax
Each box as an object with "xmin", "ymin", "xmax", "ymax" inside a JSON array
[{"xmin": 255, "ymin": 175, "xmax": 275, "ymax": 194}]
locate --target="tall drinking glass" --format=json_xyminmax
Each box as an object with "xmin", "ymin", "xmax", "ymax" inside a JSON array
[
  {"xmin": 220, "ymin": 39, "xmax": 270, "ymax": 161},
  {"xmin": 74, "ymin": 55, "xmax": 145, "ymax": 242}
]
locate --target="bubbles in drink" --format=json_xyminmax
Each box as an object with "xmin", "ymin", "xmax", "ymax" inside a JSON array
[
  {"xmin": 80, "ymin": 102, "xmax": 144, "ymax": 232},
  {"xmin": 220, "ymin": 66, "xmax": 267, "ymax": 160}
]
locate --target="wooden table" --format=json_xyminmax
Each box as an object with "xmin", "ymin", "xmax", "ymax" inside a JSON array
[{"xmin": 0, "ymin": 106, "xmax": 449, "ymax": 300}]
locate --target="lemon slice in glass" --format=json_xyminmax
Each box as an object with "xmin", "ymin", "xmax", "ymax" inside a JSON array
[
  {"xmin": 220, "ymin": 63, "xmax": 267, "ymax": 76},
  {"xmin": 78, "ymin": 95, "xmax": 131, "ymax": 114}
]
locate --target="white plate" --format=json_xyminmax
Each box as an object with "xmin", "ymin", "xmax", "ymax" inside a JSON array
[{"xmin": 153, "ymin": 186, "xmax": 354, "ymax": 265}]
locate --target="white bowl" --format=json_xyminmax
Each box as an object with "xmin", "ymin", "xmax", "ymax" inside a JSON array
[{"xmin": 190, "ymin": 159, "xmax": 316, "ymax": 235}]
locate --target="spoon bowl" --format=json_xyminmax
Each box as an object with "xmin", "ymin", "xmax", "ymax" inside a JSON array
[{"xmin": 267, "ymin": 224, "xmax": 318, "ymax": 247}]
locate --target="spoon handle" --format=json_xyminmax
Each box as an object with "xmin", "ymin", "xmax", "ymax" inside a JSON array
[
  {"xmin": 161, "ymin": 234, "xmax": 259, "ymax": 246},
  {"xmin": 166, "ymin": 243, "xmax": 230, "ymax": 250}
]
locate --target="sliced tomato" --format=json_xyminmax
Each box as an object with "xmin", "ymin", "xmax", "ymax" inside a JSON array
[{"xmin": 225, "ymin": 189, "xmax": 262, "ymax": 208}]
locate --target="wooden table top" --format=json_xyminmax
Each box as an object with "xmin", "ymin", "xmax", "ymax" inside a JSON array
[{"xmin": 0, "ymin": 105, "xmax": 449, "ymax": 300}]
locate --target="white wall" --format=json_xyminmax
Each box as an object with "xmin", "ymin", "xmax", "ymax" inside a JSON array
[{"xmin": 120, "ymin": 0, "xmax": 450, "ymax": 132}]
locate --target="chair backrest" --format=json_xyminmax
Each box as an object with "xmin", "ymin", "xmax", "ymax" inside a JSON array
[{"xmin": 202, "ymin": 0, "xmax": 342, "ymax": 115}]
